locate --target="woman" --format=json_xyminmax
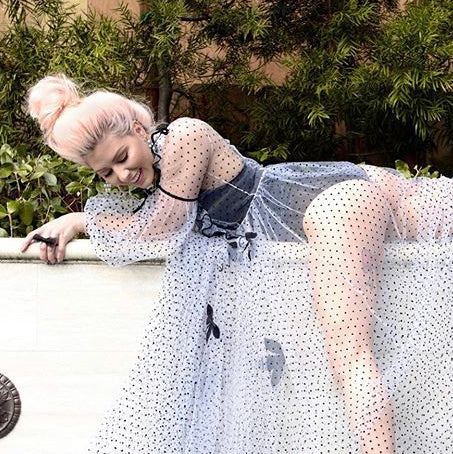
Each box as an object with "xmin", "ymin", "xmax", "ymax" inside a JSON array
[{"xmin": 20, "ymin": 73, "xmax": 452, "ymax": 453}]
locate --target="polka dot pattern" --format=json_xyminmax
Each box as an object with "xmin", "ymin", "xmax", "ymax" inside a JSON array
[
  {"xmin": 85, "ymin": 117, "xmax": 453, "ymax": 453},
  {"xmin": 84, "ymin": 118, "xmax": 214, "ymax": 266}
]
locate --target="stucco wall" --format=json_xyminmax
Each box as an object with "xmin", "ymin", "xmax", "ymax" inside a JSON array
[{"xmin": 0, "ymin": 238, "xmax": 166, "ymax": 453}]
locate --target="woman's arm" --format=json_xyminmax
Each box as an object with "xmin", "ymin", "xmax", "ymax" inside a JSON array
[
  {"xmin": 83, "ymin": 117, "xmax": 214, "ymax": 267},
  {"xmin": 74, "ymin": 211, "xmax": 87, "ymax": 234}
]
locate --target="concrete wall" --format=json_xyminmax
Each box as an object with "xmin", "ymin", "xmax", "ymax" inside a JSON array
[{"xmin": 0, "ymin": 238, "xmax": 166, "ymax": 453}]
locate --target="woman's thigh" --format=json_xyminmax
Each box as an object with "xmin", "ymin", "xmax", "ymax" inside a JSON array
[
  {"xmin": 356, "ymin": 165, "xmax": 453, "ymax": 241},
  {"xmin": 397, "ymin": 175, "xmax": 453, "ymax": 240},
  {"xmin": 302, "ymin": 179, "xmax": 392, "ymax": 376}
]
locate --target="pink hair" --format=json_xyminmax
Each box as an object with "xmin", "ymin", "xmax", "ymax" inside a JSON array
[{"xmin": 26, "ymin": 73, "xmax": 156, "ymax": 166}]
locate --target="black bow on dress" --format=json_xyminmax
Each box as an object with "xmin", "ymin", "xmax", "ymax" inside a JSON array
[
  {"xmin": 196, "ymin": 207, "xmax": 258, "ymax": 265},
  {"xmin": 206, "ymin": 303, "xmax": 220, "ymax": 343},
  {"xmin": 213, "ymin": 230, "xmax": 258, "ymax": 262},
  {"xmin": 264, "ymin": 337, "xmax": 286, "ymax": 387}
]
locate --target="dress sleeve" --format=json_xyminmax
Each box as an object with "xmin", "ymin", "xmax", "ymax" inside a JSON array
[{"xmin": 83, "ymin": 117, "xmax": 212, "ymax": 267}]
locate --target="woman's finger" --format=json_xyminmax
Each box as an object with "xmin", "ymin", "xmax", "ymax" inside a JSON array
[
  {"xmin": 39, "ymin": 240, "xmax": 48, "ymax": 262},
  {"xmin": 55, "ymin": 235, "xmax": 68, "ymax": 263},
  {"xmin": 20, "ymin": 228, "xmax": 41, "ymax": 252},
  {"xmin": 38, "ymin": 231, "xmax": 53, "ymax": 263},
  {"xmin": 44, "ymin": 232, "xmax": 58, "ymax": 264}
]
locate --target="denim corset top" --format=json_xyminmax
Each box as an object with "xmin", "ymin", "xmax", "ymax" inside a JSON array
[{"xmin": 195, "ymin": 157, "xmax": 264, "ymax": 238}]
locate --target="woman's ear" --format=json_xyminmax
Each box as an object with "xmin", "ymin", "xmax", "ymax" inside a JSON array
[{"xmin": 132, "ymin": 120, "xmax": 147, "ymax": 141}]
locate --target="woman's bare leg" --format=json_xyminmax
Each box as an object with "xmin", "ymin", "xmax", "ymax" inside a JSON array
[{"xmin": 303, "ymin": 179, "xmax": 396, "ymax": 453}]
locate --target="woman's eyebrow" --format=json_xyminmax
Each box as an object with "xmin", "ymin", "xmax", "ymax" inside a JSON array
[{"xmin": 94, "ymin": 145, "xmax": 126, "ymax": 173}]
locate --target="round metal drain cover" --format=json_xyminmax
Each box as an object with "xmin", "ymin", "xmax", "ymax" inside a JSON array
[{"xmin": 0, "ymin": 373, "xmax": 21, "ymax": 438}]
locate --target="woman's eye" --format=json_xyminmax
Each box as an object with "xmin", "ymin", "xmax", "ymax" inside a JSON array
[{"xmin": 104, "ymin": 154, "xmax": 127, "ymax": 178}]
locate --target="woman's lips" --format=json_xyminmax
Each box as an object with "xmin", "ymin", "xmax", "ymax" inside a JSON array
[{"xmin": 135, "ymin": 169, "xmax": 144, "ymax": 185}]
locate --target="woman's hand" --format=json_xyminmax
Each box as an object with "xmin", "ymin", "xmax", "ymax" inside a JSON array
[{"xmin": 20, "ymin": 212, "xmax": 86, "ymax": 264}]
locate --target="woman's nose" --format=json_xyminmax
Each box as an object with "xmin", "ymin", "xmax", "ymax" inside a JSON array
[{"xmin": 118, "ymin": 167, "xmax": 135, "ymax": 184}]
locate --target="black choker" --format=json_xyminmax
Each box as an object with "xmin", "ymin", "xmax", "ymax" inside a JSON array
[{"xmin": 132, "ymin": 123, "xmax": 169, "ymax": 214}]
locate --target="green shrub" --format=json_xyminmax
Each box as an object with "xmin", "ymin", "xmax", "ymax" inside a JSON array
[
  {"xmin": 0, "ymin": 142, "xmax": 105, "ymax": 237},
  {"xmin": 0, "ymin": 1, "xmax": 150, "ymax": 237},
  {"xmin": 241, "ymin": 0, "xmax": 453, "ymax": 167},
  {"xmin": 0, "ymin": 0, "xmax": 450, "ymax": 238}
]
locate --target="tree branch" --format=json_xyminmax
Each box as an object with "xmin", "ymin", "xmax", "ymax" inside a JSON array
[{"xmin": 180, "ymin": 15, "xmax": 211, "ymax": 22}]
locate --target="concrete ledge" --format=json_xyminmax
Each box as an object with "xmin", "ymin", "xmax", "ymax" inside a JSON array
[
  {"xmin": 0, "ymin": 246, "xmax": 166, "ymax": 454},
  {"xmin": 2, "ymin": 236, "xmax": 453, "ymax": 266},
  {"xmin": 0, "ymin": 238, "xmax": 166, "ymax": 265}
]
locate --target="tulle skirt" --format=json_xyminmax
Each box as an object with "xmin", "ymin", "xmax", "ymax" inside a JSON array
[{"xmin": 86, "ymin": 160, "xmax": 453, "ymax": 453}]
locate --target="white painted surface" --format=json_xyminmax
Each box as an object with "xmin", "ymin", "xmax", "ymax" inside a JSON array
[{"xmin": 0, "ymin": 238, "xmax": 165, "ymax": 454}]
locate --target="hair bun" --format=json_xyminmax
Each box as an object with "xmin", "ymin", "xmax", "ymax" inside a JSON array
[{"xmin": 26, "ymin": 73, "xmax": 81, "ymax": 136}]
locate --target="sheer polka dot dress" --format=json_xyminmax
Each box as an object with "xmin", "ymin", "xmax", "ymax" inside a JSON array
[{"xmin": 84, "ymin": 117, "xmax": 453, "ymax": 453}]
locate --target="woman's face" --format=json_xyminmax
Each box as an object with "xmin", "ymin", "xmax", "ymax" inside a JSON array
[{"xmin": 85, "ymin": 121, "xmax": 155, "ymax": 188}]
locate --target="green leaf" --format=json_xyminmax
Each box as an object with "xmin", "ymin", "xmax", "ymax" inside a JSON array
[
  {"xmin": 95, "ymin": 181, "xmax": 106, "ymax": 193},
  {"xmin": 31, "ymin": 171, "xmax": 46, "ymax": 180},
  {"xmin": 0, "ymin": 163, "xmax": 14, "ymax": 178},
  {"xmin": 0, "ymin": 228, "xmax": 8, "ymax": 237},
  {"xmin": 0, "ymin": 204, "xmax": 7, "ymax": 219},
  {"xmin": 0, "ymin": 144, "xmax": 14, "ymax": 158},
  {"xmin": 394, "ymin": 159, "xmax": 413, "ymax": 178},
  {"xmin": 44, "ymin": 173, "xmax": 57, "ymax": 185},
  {"xmin": 0, "ymin": 153, "xmax": 13, "ymax": 164},
  {"xmin": 81, "ymin": 174, "xmax": 95, "ymax": 185},
  {"xmin": 7, "ymin": 200, "xmax": 20, "ymax": 214},
  {"xmin": 18, "ymin": 201, "xmax": 34, "ymax": 226},
  {"xmin": 66, "ymin": 181, "xmax": 83, "ymax": 193},
  {"xmin": 30, "ymin": 188, "xmax": 41, "ymax": 198}
]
